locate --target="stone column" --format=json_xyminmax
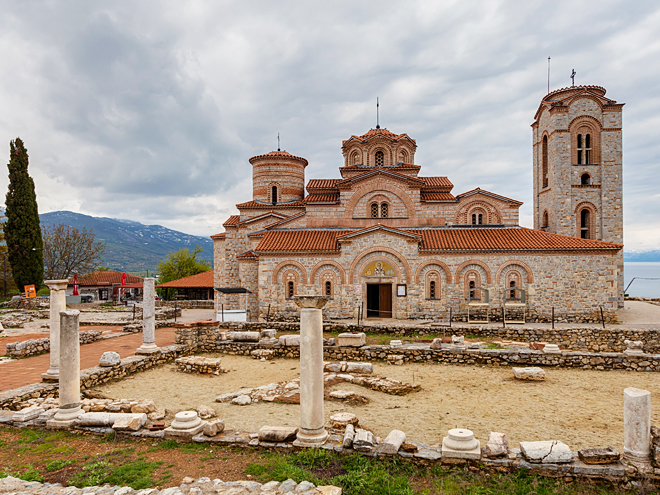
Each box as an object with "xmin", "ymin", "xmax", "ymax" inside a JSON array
[
  {"xmin": 136, "ymin": 277, "xmax": 160, "ymax": 355},
  {"xmin": 47, "ymin": 310, "xmax": 82, "ymax": 428},
  {"xmin": 41, "ymin": 279, "xmax": 70, "ymax": 381},
  {"xmin": 623, "ymin": 387, "xmax": 652, "ymax": 470},
  {"xmin": 292, "ymin": 295, "xmax": 329, "ymax": 448}
]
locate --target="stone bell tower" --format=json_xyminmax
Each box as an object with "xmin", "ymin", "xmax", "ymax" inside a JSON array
[{"xmin": 249, "ymin": 150, "xmax": 308, "ymax": 204}]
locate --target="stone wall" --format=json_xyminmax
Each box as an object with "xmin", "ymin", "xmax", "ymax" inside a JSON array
[
  {"xmin": 155, "ymin": 300, "xmax": 214, "ymax": 309},
  {"xmin": 177, "ymin": 321, "xmax": 660, "ymax": 354},
  {"xmin": 0, "ymin": 344, "xmax": 190, "ymax": 410},
  {"xmin": 4, "ymin": 331, "xmax": 103, "ymax": 358}
]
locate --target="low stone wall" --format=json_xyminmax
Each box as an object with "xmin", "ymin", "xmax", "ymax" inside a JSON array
[
  {"xmin": 177, "ymin": 320, "xmax": 660, "ymax": 354},
  {"xmin": 4, "ymin": 331, "xmax": 103, "ymax": 358},
  {"xmin": 173, "ymin": 324, "xmax": 660, "ymax": 373},
  {"xmin": 0, "ymin": 344, "xmax": 191, "ymax": 410},
  {"xmin": 156, "ymin": 300, "xmax": 214, "ymax": 309}
]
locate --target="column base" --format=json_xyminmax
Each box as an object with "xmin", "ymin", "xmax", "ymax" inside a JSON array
[
  {"xmin": 41, "ymin": 370, "xmax": 59, "ymax": 382},
  {"xmin": 136, "ymin": 345, "xmax": 161, "ymax": 355},
  {"xmin": 293, "ymin": 428, "xmax": 329, "ymax": 448},
  {"xmin": 47, "ymin": 404, "xmax": 83, "ymax": 429},
  {"xmin": 623, "ymin": 452, "xmax": 653, "ymax": 474}
]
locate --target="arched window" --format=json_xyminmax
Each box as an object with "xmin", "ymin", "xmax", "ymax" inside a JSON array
[
  {"xmin": 350, "ymin": 150, "xmax": 360, "ymax": 166},
  {"xmin": 287, "ymin": 281, "xmax": 294, "ymax": 298},
  {"xmin": 375, "ymin": 151, "xmax": 384, "ymax": 167},
  {"xmin": 469, "ymin": 280, "xmax": 476, "ymax": 300},
  {"xmin": 580, "ymin": 209, "xmax": 590, "ymax": 239},
  {"xmin": 426, "ymin": 271, "xmax": 441, "ymax": 300},
  {"xmin": 464, "ymin": 270, "xmax": 482, "ymax": 301},
  {"xmin": 581, "ymin": 173, "xmax": 591, "ymax": 185},
  {"xmin": 371, "ymin": 203, "xmax": 379, "ymax": 218},
  {"xmin": 381, "ymin": 203, "xmax": 388, "ymax": 218},
  {"xmin": 577, "ymin": 133, "xmax": 591, "ymax": 165},
  {"xmin": 429, "ymin": 281, "xmax": 436, "ymax": 299},
  {"xmin": 271, "ymin": 185, "xmax": 278, "ymax": 204},
  {"xmin": 542, "ymin": 135, "xmax": 549, "ymax": 188},
  {"xmin": 509, "ymin": 280, "xmax": 517, "ymax": 299},
  {"xmin": 284, "ymin": 270, "xmax": 298, "ymax": 299},
  {"xmin": 471, "ymin": 213, "xmax": 483, "ymax": 225},
  {"xmin": 398, "ymin": 149, "xmax": 409, "ymax": 163},
  {"xmin": 542, "ymin": 210, "xmax": 549, "ymax": 228},
  {"xmin": 325, "ymin": 281, "xmax": 332, "ymax": 296}
]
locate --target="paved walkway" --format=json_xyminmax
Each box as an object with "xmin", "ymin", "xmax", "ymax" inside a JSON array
[{"xmin": 0, "ymin": 327, "xmax": 177, "ymax": 392}]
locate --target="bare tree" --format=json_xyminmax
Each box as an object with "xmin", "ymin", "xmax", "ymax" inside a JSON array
[{"xmin": 42, "ymin": 224, "xmax": 106, "ymax": 279}]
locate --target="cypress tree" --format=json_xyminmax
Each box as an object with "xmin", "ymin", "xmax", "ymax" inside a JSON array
[{"xmin": 4, "ymin": 138, "xmax": 43, "ymax": 291}]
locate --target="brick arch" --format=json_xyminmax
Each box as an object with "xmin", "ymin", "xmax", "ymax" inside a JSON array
[
  {"xmin": 455, "ymin": 259, "xmax": 493, "ymax": 284},
  {"xmin": 454, "ymin": 200, "xmax": 502, "ymax": 225},
  {"xmin": 310, "ymin": 260, "xmax": 346, "ymax": 284},
  {"xmin": 574, "ymin": 201, "xmax": 598, "ymax": 239},
  {"xmin": 353, "ymin": 254, "xmax": 402, "ymax": 283},
  {"xmin": 348, "ymin": 246, "xmax": 411, "ymax": 284},
  {"xmin": 568, "ymin": 114, "xmax": 603, "ymax": 132},
  {"xmin": 495, "ymin": 260, "xmax": 534, "ymax": 284},
  {"xmin": 272, "ymin": 260, "xmax": 308, "ymax": 284},
  {"xmin": 414, "ymin": 259, "xmax": 453, "ymax": 284},
  {"xmin": 344, "ymin": 182, "xmax": 416, "ymax": 219},
  {"xmin": 567, "ymin": 95, "xmax": 606, "ymax": 113}
]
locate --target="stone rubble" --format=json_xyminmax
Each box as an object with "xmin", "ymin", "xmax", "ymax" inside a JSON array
[
  {"xmin": 578, "ymin": 446, "xmax": 621, "ymax": 465},
  {"xmin": 0, "ymin": 476, "xmax": 342, "ymax": 495},
  {"xmin": 99, "ymin": 351, "xmax": 121, "ymax": 367},
  {"xmin": 520, "ymin": 440, "xmax": 574, "ymax": 464},
  {"xmin": 513, "ymin": 367, "xmax": 546, "ymax": 381},
  {"xmin": 175, "ymin": 356, "xmax": 226, "ymax": 375},
  {"xmin": 484, "ymin": 432, "xmax": 509, "ymax": 458}
]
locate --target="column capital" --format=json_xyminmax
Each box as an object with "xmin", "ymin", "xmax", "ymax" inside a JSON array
[
  {"xmin": 44, "ymin": 279, "xmax": 69, "ymax": 291},
  {"xmin": 292, "ymin": 295, "xmax": 329, "ymax": 309}
]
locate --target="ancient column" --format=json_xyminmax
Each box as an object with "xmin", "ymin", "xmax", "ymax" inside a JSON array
[
  {"xmin": 41, "ymin": 279, "xmax": 70, "ymax": 381},
  {"xmin": 292, "ymin": 295, "xmax": 329, "ymax": 447},
  {"xmin": 623, "ymin": 387, "xmax": 652, "ymax": 469},
  {"xmin": 136, "ymin": 277, "xmax": 160, "ymax": 355},
  {"xmin": 47, "ymin": 310, "xmax": 82, "ymax": 428}
]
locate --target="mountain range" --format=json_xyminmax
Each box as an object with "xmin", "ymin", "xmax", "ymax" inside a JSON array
[{"xmin": 39, "ymin": 211, "xmax": 214, "ymax": 274}]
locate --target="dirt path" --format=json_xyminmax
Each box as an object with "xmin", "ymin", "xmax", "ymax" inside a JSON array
[{"xmin": 93, "ymin": 353, "xmax": 660, "ymax": 452}]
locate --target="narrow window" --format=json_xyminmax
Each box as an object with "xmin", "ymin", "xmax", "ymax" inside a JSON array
[
  {"xmin": 271, "ymin": 186, "xmax": 278, "ymax": 204},
  {"xmin": 429, "ymin": 281, "xmax": 436, "ymax": 299},
  {"xmin": 509, "ymin": 280, "xmax": 516, "ymax": 299},
  {"xmin": 542, "ymin": 135, "xmax": 548, "ymax": 188},
  {"xmin": 581, "ymin": 173, "xmax": 590, "ymax": 185},
  {"xmin": 469, "ymin": 280, "xmax": 476, "ymax": 300},
  {"xmin": 471, "ymin": 213, "xmax": 483, "ymax": 225},
  {"xmin": 375, "ymin": 151, "xmax": 384, "ymax": 167},
  {"xmin": 580, "ymin": 209, "xmax": 590, "ymax": 239},
  {"xmin": 371, "ymin": 203, "xmax": 379, "ymax": 218},
  {"xmin": 577, "ymin": 134, "xmax": 592, "ymax": 165},
  {"xmin": 542, "ymin": 210, "xmax": 549, "ymax": 228},
  {"xmin": 585, "ymin": 134, "xmax": 591, "ymax": 164},
  {"xmin": 325, "ymin": 281, "xmax": 332, "ymax": 296},
  {"xmin": 381, "ymin": 203, "xmax": 388, "ymax": 218},
  {"xmin": 577, "ymin": 134, "xmax": 583, "ymax": 164},
  {"xmin": 287, "ymin": 281, "xmax": 294, "ymax": 298}
]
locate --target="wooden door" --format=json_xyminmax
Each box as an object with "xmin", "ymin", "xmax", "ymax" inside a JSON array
[{"xmin": 379, "ymin": 284, "xmax": 392, "ymax": 318}]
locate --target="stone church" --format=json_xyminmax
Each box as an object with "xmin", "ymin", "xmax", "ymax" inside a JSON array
[{"xmin": 212, "ymin": 85, "xmax": 624, "ymax": 322}]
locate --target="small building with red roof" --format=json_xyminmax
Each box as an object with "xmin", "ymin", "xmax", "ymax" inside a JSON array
[
  {"xmin": 156, "ymin": 270, "xmax": 214, "ymax": 300},
  {"xmin": 212, "ymin": 86, "xmax": 624, "ymax": 322},
  {"xmin": 67, "ymin": 270, "xmax": 144, "ymax": 301}
]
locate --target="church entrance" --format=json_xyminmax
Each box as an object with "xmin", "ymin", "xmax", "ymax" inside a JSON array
[{"xmin": 366, "ymin": 284, "xmax": 392, "ymax": 318}]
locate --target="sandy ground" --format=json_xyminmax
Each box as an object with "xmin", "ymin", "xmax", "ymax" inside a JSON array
[
  {"xmin": 93, "ymin": 353, "xmax": 660, "ymax": 452},
  {"xmin": 617, "ymin": 300, "xmax": 660, "ymax": 326}
]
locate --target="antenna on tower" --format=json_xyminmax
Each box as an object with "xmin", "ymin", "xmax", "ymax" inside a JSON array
[
  {"xmin": 277, "ymin": 133, "xmax": 280, "ymax": 151},
  {"xmin": 547, "ymin": 57, "xmax": 551, "ymax": 94},
  {"xmin": 570, "ymin": 69, "xmax": 576, "ymax": 87},
  {"xmin": 376, "ymin": 97, "xmax": 380, "ymax": 129}
]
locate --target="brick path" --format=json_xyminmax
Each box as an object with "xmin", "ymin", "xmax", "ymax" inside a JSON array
[{"xmin": 0, "ymin": 327, "xmax": 177, "ymax": 392}]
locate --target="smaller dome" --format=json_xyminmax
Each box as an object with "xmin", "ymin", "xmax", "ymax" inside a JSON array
[{"xmin": 249, "ymin": 150, "xmax": 308, "ymax": 166}]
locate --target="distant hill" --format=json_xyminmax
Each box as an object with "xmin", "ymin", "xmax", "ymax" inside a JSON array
[
  {"xmin": 39, "ymin": 211, "xmax": 214, "ymax": 274},
  {"xmin": 625, "ymin": 251, "xmax": 660, "ymax": 262}
]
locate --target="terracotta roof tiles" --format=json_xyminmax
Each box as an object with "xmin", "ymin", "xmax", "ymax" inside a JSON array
[
  {"xmin": 255, "ymin": 230, "xmax": 353, "ymax": 253},
  {"xmin": 223, "ymin": 215, "xmax": 240, "ymax": 226},
  {"xmin": 70, "ymin": 270, "xmax": 144, "ymax": 286},
  {"xmin": 303, "ymin": 193, "xmax": 340, "ymax": 203},
  {"xmin": 156, "ymin": 270, "xmax": 213, "ymax": 288},
  {"xmin": 422, "ymin": 177, "xmax": 453, "ymax": 188},
  {"xmin": 249, "ymin": 150, "xmax": 308, "ymax": 166},
  {"xmin": 420, "ymin": 192, "xmax": 457, "ymax": 201},
  {"xmin": 306, "ymin": 179, "xmax": 341, "ymax": 190},
  {"xmin": 236, "ymin": 200, "xmax": 306, "ymax": 209}
]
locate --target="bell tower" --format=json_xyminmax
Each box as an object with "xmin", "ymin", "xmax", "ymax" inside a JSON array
[{"xmin": 532, "ymin": 85, "xmax": 623, "ymax": 244}]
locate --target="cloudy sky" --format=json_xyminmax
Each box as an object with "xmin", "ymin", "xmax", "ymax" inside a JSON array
[{"xmin": 0, "ymin": 1, "xmax": 658, "ymax": 251}]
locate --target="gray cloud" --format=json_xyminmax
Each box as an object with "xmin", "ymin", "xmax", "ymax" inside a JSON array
[{"xmin": 0, "ymin": 0, "xmax": 658, "ymax": 249}]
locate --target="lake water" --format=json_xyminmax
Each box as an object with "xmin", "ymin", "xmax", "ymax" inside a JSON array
[{"xmin": 624, "ymin": 262, "xmax": 660, "ymax": 298}]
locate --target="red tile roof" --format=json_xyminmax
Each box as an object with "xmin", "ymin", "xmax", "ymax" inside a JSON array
[
  {"xmin": 223, "ymin": 215, "xmax": 240, "ymax": 226},
  {"xmin": 422, "ymin": 177, "xmax": 453, "ymax": 188},
  {"xmin": 236, "ymin": 200, "xmax": 306, "ymax": 209},
  {"xmin": 339, "ymin": 164, "xmax": 421, "ymax": 171},
  {"xmin": 414, "ymin": 227, "xmax": 621, "ymax": 252},
  {"xmin": 70, "ymin": 270, "xmax": 144, "ymax": 286},
  {"xmin": 457, "ymin": 188, "xmax": 522, "ymax": 205},
  {"xmin": 253, "ymin": 227, "xmax": 621, "ymax": 254},
  {"xmin": 211, "ymin": 232, "xmax": 226, "ymax": 239},
  {"xmin": 306, "ymin": 179, "xmax": 341, "ymax": 190},
  {"xmin": 249, "ymin": 150, "xmax": 308, "ymax": 166},
  {"xmin": 156, "ymin": 270, "xmax": 213, "ymax": 288},
  {"xmin": 236, "ymin": 250, "xmax": 259, "ymax": 259},
  {"xmin": 304, "ymin": 193, "xmax": 340, "ymax": 204},
  {"xmin": 420, "ymin": 192, "xmax": 457, "ymax": 201},
  {"xmin": 255, "ymin": 230, "xmax": 354, "ymax": 253},
  {"xmin": 342, "ymin": 128, "xmax": 416, "ymax": 145}
]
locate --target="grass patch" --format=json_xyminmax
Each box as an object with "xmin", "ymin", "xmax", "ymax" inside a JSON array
[
  {"xmin": 68, "ymin": 459, "xmax": 163, "ymax": 489},
  {"xmin": 45, "ymin": 459, "xmax": 75, "ymax": 472},
  {"xmin": 148, "ymin": 439, "xmax": 207, "ymax": 452},
  {"xmin": 0, "ymin": 464, "xmax": 44, "ymax": 482}
]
